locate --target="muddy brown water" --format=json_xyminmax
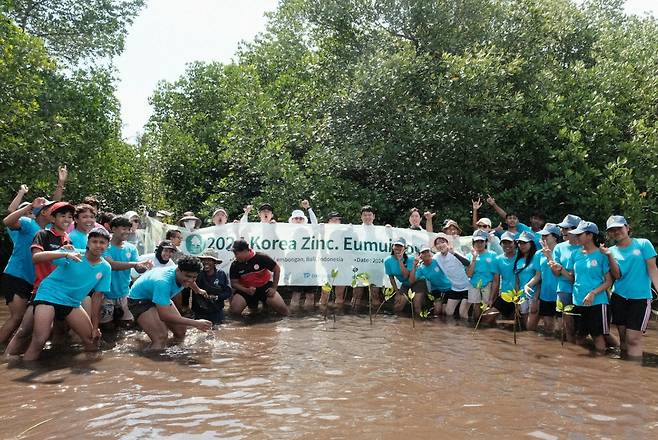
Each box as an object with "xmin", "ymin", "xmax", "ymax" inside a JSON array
[{"xmin": 1, "ymin": 305, "xmax": 658, "ymax": 440}]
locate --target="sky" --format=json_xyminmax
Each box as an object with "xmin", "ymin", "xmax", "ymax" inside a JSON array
[{"xmin": 114, "ymin": 0, "xmax": 657, "ymax": 143}]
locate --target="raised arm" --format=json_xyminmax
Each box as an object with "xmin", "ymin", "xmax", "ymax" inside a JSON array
[
  {"xmin": 51, "ymin": 165, "xmax": 68, "ymax": 201},
  {"xmin": 4, "ymin": 197, "xmax": 45, "ymax": 229},
  {"xmin": 7, "ymin": 185, "xmax": 29, "ymax": 213},
  {"xmin": 424, "ymin": 211, "xmax": 435, "ymax": 233},
  {"xmin": 471, "ymin": 198, "xmax": 482, "ymax": 229},
  {"xmin": 301, "ymin": 200, "xmax": 318, "ymax": 224},
  {"xmin": 486, "ymin": 195, "xmax": 507, "ymax": 220}
]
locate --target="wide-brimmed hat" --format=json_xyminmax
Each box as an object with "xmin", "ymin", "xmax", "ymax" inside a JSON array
[
  {"xmin": 177, "ymin": 211, "xmax": 201, "ymax": 229},
  {"xmin": 442, "ymin": 219, "xmax": 462, "ymax": 233},
  {"xmin": 199, "ymin": 248, "xmax": 222, "ymax": 263},
  {"xmin": 288, "ymin": 209, "xmax": 308, "ymax": 224}
]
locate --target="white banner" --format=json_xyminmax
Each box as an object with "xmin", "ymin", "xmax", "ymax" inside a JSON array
[{"xmin": 143, "ymin": 218, "xmax": 474, "ymax": 287}]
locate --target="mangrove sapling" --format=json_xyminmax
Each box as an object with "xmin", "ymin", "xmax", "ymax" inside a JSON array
[
  {"xmin": 501, "ymin": 289, "xmax": 526, "ymax": 345},
  {"xmin": 556, "ymin": 297, "xmax": 580, "ymax": 346},
  {"xmin": 473, "ymin": 302, "xmax": 499, "ymax": 335},
  {"xmin": 405, "ymin": 289, "xmax": 416, "ymax": 328},
  {"xmin": 321, "ymin": 268, "xmax": 339, "ymax": 323},
  {"xmin": 374, "ymin": 287, "xmax": 395, "ymax": 320}
]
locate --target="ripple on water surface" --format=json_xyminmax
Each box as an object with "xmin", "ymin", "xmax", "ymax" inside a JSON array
[{"xmin": 1, "ymin": 311, "xmax": 658, "ymax": 439}]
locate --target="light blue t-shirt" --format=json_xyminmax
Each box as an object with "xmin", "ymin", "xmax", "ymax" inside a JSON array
[
  {"xmin": 569, "ymin": 249, "xmax": 610, "ymax": 306},
  {"xmin": 3, "ymin": 217, "xmax": 41, "ymax": 283},
  {"xmin": 496, "ymin": 253, "xmax": 517, "ymax": 294},
  {"xmin": 415, "ymin": 260, "xmax": 452, "ymax": 292},
  {"xmin": 129, "ymin": 266, "xmax": 182, "ymax": 306},
  {"xmin": 553, "ymin": 241, "xmax": 582, "ymax": 293},
  {"xmin": 384, "ymin": 255, "xmax": 414, "ymax": 288},
  {"xmin": 535, "ymin": 252, "xmax": 558, "ymax": 302},
  {"xmin": 611, "ymin": 238, "xmax": 657, "ymax": 300},
  {"xmin": 69, "ymin": 228, "xmax": 89, "ymax": 250},
  {"xmin": 514, "ymin": 254, "xmax": 538, "ymax": 298},
  {"xmin": 467, "ymin": 250, "xmax": 498, "ymax": 288},
  {"xmin": 104, "ymin": 242, "xmax": 139, "ymax": 299},
  {"xmin": 34, "ymin": 252, "xmax": 111, "ymax": 307}
]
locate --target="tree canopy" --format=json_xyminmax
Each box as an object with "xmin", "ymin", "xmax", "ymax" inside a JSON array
[
  {"xmin": 143, "ymin": 0, "xmax": 658, "ymax": 240},
  {"xmin": 1, "ymin": 0, "xmax": 657, "ymax": 242}
]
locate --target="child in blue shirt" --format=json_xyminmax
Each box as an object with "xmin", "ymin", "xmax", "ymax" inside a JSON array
[
  {"xmin": 384, "ymin": 238, "xmax": 423, "ymax": 316},
  {"xmin": 128, "ymin": 256, "xmax": 212, "ymax": 350},
  {"xmin": 15, "ymin": 227, "xmax": 111, "ymax": 361},
  {"xmin": 466, "ymin": 230, "xmax": 500, "ymax": 322},
  {"xmin": 410, "ymin": 246, "xmax": 452, "ymax": 316}
]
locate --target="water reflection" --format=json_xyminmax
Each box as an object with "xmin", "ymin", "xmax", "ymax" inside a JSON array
[{"xmin": 1, "ymin": 307, "xmax": 658, "ymax": 439}]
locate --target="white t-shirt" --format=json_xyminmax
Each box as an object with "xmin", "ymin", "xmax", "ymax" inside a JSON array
[{"xmin": 432, "ymin": 252, "xmax": 471, "ymax": 291}]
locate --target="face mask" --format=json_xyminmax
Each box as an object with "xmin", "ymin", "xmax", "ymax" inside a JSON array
[{"xmin": 184, "ymin": 219, "xmax": 196, "ymax": 231}]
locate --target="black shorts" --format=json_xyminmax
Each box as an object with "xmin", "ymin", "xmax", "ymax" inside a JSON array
[
  {"xmin": 127, "ymin": 298, "xmax": 156, "ymax": 322},
  {"xmin": 429, "ymin": 290, "xmax": 450, "ymax": 303},
  {"xmin": 235, "ymin": 282, "xmax": 272, "ymax": 309},
  {"xmin": 443, "ymin": 290, "xmax": 468, "ymax": 303},
  {"xmin": 574, "ymin": 304, "xmax": 610, "ymax": 338},
  {"xmin": 2, "ymin": 273, "xmax": 33, "ymax": 305},
  {"xmin": 32, "ymin": 300, "xmax": 74, "ymax": 321},
  {"xmin": 493, "ymin": 295, "xmax": 515, "ymax": 317},
  {"xmin": 610, "ymin": 293, "xmax": 652, "ymax": 332},
  {"xmin": 539, "ymin": 300, "xmax": 557, "ymax": 317}
]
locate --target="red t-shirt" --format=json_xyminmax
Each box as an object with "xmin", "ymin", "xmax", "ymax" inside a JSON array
[
  {"xmin": 31, "ymin": 228, "xmax": 71, "ymax": 293},
  {"xmin": 229, "ymin": 251, "xmax": 276, "ymax": 288}
]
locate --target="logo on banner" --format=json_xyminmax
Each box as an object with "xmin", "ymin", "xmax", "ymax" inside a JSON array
[{"xmin": 186, "ymin": 234, "xmax": 204, "ymax": 255}]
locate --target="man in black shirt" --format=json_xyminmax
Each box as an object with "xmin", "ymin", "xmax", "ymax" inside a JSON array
[
  {"xmin": 192, "ymin": 249, "xmax": 231, "ymax": 324},
  {"xmin": 229, "ymin": 239, "xmax": 289, "ymax": 316}
]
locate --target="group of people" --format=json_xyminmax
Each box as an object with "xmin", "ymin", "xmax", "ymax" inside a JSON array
[
  {"xmin": 0, "ymin": 170, "xmax": 657, "ymax": 361},
  {"xmin": 383, "ymin": 198, "xmax": 658, "ymax": 359}
]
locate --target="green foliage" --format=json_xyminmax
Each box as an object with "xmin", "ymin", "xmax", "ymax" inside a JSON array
[
  {"xmin": 6, "ymin": 0, "xmax": 145, "ymax": 64},
  {"xmin": 142, "ymin": 0, "xmax": 658, "ymax": 242}
]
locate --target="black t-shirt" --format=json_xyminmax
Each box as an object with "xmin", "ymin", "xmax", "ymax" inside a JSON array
[{"xmin": 229, "ymin": 252, "xmax": 276, "ymax": 288}]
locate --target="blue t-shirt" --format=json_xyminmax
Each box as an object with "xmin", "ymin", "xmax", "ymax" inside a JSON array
[
  {"xmin": 569, "ymin": 249, "xmax": 610, "ymax": 306},
  {"xmin": 69, "ymin": 229, "xmax": 88, "ymax": 250},
  {"xmin": 514, "ymin": 254, "xmax": 538, "ymax": 298},
  {"xmin": 535, "ymin": 252, "xmax": 558, "ymax": 302},
  {"xmin": 3, "ymin": 217, "xmax": 41, "ymax": 283},
  {"xmin": 104, "ymin": 242, "xmax": 139, "ymax": 299},
  {"xmin": 415, "ymin": 260, "xmax": 452, "ymax": 292},
  {"xmin": 467, "ymin": 250, "xmax": 498, "ymax": 288},
  {"xmin": 611, "ymin": 238, "xmax": 657, "ymax": 300},
  {"xmin": 34, "ymin": 252, "xmax": 111, "ymax": 307},
  {"xmin": 129, "ymin": 266, "xmax": 182, "ymax": 306},
  {"xmin": 496, "ymin": 253, "xmax": 517, "ymax": 294},
  {"xmin": 553, "ymin": 241, "xmax": 582, "ymax": 293},
  {"xmin": 384, "ymin": 255, "xmax": 414, "ymax": 288}
]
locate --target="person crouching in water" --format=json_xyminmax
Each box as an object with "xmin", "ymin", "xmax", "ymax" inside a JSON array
[
  {"xmin": 127, "ymin": 256, "xmax": 213, "ymax": 350},
  {"xmin": 384, "ymin": 238, "xmax": 426, "ymax": 316},
  {"xmin": 431, "ymin": 233, "xmax": 472, "ymax": 319},
  {"xmin": 466, "ymin": 230, "xmax": 500, "ymax": 323},
  {"xmin": 10, "ymin": 227, "xmax": 112, "ymax": 361},
  {"xmin": 191, "ymin": 249, "xmax": 231, "ymax": 324},
  {"xmin": 229, "ymin": 239, "xmax": 290, "ymax": 317},
  {"xmin": 410, "ymin": 246, "xmax": 452, "ymax": 316}
]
